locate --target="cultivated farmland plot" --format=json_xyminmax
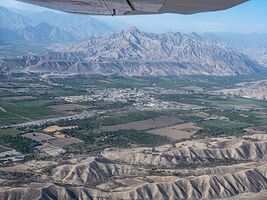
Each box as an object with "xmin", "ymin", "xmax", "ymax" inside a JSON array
[
  {"xmin": 49, "ymin": 104, "xmax": 88, "ymax": 112},
  {"xmin": 147, "ymin": 123, "xmax": 201, "ymax": 140},
  {"xmin": 100, "ymin": 116, "xmax": 183, "ymax": 132}
]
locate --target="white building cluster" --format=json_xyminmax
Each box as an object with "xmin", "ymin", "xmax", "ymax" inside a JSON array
[{"xmin": 56, "ymin": 87, "xmax": 203, "ymax": 110}]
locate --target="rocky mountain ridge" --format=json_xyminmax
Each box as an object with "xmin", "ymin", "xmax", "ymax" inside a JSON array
[
  {"xmin": 215, "ymin": 80, "xmax": 267, "ymax": 100},
  {"xmin": 203, "ymin": 33, "xmax": 267, "ymax": 67},
  {"xmin": 0, "ymin": 6, "xmax": 114, "ymax": 43},
  {"xmin": 0, "ymin": 28, "xmax": 263, "ymax": 76}
]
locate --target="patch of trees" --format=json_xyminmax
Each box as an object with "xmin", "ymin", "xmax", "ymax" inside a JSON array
[
  {"xmin": 97, "ymin": 111, "xmax": 160, "ymax": 126},
  {"xmin": 158, "ymin": 94, "xmax": 209, "ymax": 106},
  {"xmin": 63, "ymin": 128, "xmax": 169, "ymax": 150},
  {"xmin": 196, "ymin": 127, "xmax": 245, "ymax": 137},
  {"xmin": 58, "ymin": 111, "xmax": 160, "ymax": 130},
  {"xmin": 0, "ymin": 135, "xmax": 40, "ymax": 153},
  {"xmin": 205, "ymin": 109, "xmax": 260, "ymax": 125}
]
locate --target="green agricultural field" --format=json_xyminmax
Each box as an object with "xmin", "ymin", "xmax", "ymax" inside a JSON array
[
  {"xmin": 0, "ymin": 100, "xmax": 63, "ymax": 125},
  {"xmin": 0, "ymin": 111, "xmax": 26, "ymax": 126},
  {"xmin": 0, "ymin": 90, "xmax": 16, "ymax": 97},
  {"xmin": 203, "ymin": 97, "xmax": 267, "ymax": 109},
  {"xmin": 13, "ymin": 100, "xmax": 56, "ymax": 107},
  {"xmin": 197, "ymin": 119, "xmax": 251, "ymax": 137},
  {"xmin": 63, "ymin": 128, "xmax": 169, "ymax": 154},
  {"xmin": 201, "ymin": 120, "xmax": 250, "ymax": 129},
  {"xmin": 204, "ymin": 109, "xmax": 262, "ymax": 125},
  {"xmin": 58, "ymin": 111, "xmax": 161, "ymax": 130},
  {"xmin": 0, "ymin": 145, "xmax": 9, "ymax": 153},
  {"xmin": 51, "ymin": 76, "xmax": 153, "ymax": 89},
  {"xmin": 210, "ymin": 98, "xmax": 255, "ymax": 106},
  {"xmin": 0, "ymin": 135, "xmax": 40, "ymax": 153},
  {"xmin": 0, "ymin": 128, "xmax": 18, "ymax": 136},
  {"xmin": 158, "ymin": 93, "xmax": 211, "ymax": 106}
]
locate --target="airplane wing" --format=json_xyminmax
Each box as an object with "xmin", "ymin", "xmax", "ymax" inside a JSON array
[{"xmin": 17, "ymin": 0, "xmax": 247, "ymax": 16}]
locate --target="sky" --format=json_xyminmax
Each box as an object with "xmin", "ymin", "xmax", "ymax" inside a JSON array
[{"xmin": 1, "ymin": 0, "xmax": 267, "ymax": 34}]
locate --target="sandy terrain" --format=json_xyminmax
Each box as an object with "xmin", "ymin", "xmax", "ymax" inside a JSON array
[
  {"xmin": 147, "ymin": 123, "xmax": 201, "ymax": 140},
  {"xmin": 43, "ymin": 125, "xmax": 77, "ymax": 133},
  {"xmin": 48, "ymin": 137, "xmax": 83, "ymax": 147},
  {"xmin": 22, "ymin": 133, "xmax": 54, "ymax": 142}
]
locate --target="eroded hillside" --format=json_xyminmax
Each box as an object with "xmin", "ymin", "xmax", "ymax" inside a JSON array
[
  {"xmin": 215, "ymin": 80, "xmax": 267, "ymax": 100},
  {"xmin": 1, "ymin": 134, "xmax": 267, "ymax": 200}
]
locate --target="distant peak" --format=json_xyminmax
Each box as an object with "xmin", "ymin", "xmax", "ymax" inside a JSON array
[
  {"xmin": 190, "ymin": 32, "xmax": 200, "ymax": 37},
  {"xmin": 121, "ymin": 27, "xmax": 141, "ymax": 34}
]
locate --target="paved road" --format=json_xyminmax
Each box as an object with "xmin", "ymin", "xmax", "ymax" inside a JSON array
[
  {"xmin": 0, "ymin": 106, "xmax": 31, "ymax": 121},
  {"xmin": 0, "ymin": 107, "xmax": 6, "ymax": 112},
  {"xmin": 0, "ymin": 110, "xmax": 108, "ymax": 129}
]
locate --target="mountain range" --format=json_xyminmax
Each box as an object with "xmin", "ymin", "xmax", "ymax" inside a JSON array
[
  {"xmin": 0, "ymin": 6, "xmax": 115, "ymax": 43},
  {"xmin": 0, "ymin": 27, "xmax": 263, "ymax": 76},
  {"xmin": 0, "ymin": 6, "xmax": 266, "ymax": 76},
  {"xmin": 204, "ymin": 33, "xmax": 267, "ymax": 67}
]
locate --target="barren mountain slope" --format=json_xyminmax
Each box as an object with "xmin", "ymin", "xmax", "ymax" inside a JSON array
[
  {"xmin": 54, "ymin": 27, "xmax": 261, "ymax": 76},
  {"xmin": 0, "ymin": 28, "xmax": 262, "ymax": 76},
  {"xmin": 215, "ymin": 80, "xmax": 267, "ymax": 100},
  {"xmin": 1, "ymin": 163, "xmax": 267, "ymax": 200},
  {"xmin": 102, "ymin": 135, "xmax": 267, "ymax": 167},
  {"xmin": 204, "ymin": 33, "xmax": 267, "ymax": 68},
  {"xmin": 53, "ymin": 157, "xmax": 147, "ymax": 185}
]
